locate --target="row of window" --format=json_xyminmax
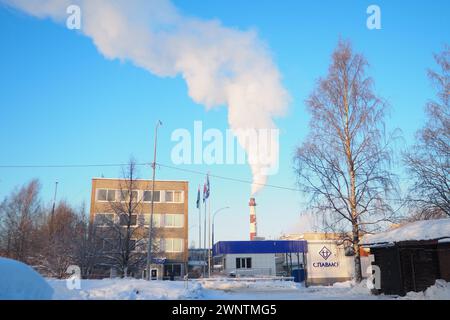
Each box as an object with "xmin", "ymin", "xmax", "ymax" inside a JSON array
[
  {"xmin": 101, "ymin": 238, "xmax": 184, "ymax": 253},
  {"xmin": 96, "ymin": 189, "xmax": 184, "ymax": 203},
  {"xmin": 95, "ymin": 213, "xmax": 184, "ymax": 228},
  {"xmin": 236, "ymin": 257, "xmax": 252, "ymax": 269}
]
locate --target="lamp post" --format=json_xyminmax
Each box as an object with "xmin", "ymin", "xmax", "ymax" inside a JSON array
[
  {"xmin": 210, "ymin": 206, "xmax": 230, "ymax": 276},
  {"xmin": 146, "ymin": 120, "xmax": 162, "ymax": 280}
]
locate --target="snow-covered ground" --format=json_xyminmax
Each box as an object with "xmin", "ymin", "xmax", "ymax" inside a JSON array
[
  {"xmin": 45, "ymin": 278, "xmax": 450, "ymax": 300},
  {"xmin": 2, "ymin": 257, "xmax": 448, "ymax": 300}
]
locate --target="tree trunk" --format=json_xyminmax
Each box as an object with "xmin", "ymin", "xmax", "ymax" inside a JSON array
[{"xmin": 352, "ymin": 223, "xmax": 362, "ymax": 282}]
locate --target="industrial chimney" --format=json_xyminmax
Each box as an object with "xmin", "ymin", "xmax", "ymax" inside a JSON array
[{"xmin": 249, "ymin": 197, "xmax": 257, "ymax": 240}]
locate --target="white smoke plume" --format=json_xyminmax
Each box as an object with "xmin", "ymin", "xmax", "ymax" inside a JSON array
[{"xmin": 3, "ymin": 0, "xmax": 289, "ymax": 194}]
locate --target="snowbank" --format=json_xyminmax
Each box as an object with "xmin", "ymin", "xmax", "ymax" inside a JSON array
[
  {"xmin": 0, "ymin": 257, "xmax": 53, "ymax": 300},
  {"xmin": 362, "ymin": 218, "xmax": 450, "ymax": 245},
  {"xmin": 403, "ymin": 280, "xmax": 450, "ymax": 300},
  {"xmin": 198, "ymin": 279, "xmax": 300, "ymax": 292},
  {"xmin": 44, "ymin": 277, "xmax": 450, "ymax": 300},
  {"xmin": 47, "ymin": 279, "xmax": 201, "ymax": 300}
]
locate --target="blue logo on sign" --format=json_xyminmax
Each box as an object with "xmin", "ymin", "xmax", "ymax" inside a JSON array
[{"xmin": 319, "ymin": 246, "xmax": 332, "ymax": 260}]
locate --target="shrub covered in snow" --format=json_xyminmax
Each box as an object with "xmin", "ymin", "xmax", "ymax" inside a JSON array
[{"xmin": 0, "ymin": 257, "xmax": 53, "ymax": 300}]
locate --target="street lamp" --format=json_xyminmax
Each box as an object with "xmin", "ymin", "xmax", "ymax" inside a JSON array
[
  {"xmin": 146, "ymin": 120, "xmax": 162, "ymax": 280},
  {"xmin": 212, "ymin": 207, "xmax": 230, "ymax": 247},
  {"xmin": 210, "ymin": 206, "xmax": 230, "ymax": 276}
]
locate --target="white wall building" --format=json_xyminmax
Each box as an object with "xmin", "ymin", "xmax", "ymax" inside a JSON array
[
  {"xmin": 282, "ymin": 234, "xmax": 372, "ymax": 285},
  {"xmin": 222, "ymin": 253, "xmax": 276, "ymax": 277}
]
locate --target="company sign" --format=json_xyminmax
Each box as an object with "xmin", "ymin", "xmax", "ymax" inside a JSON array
[
  {"xmin": 312, "ymin": 246, "xmax": 339, "ymax": 268},
  {"xmin": 306, "ymin": 241, "xmax": 355, "ymax": 280}
]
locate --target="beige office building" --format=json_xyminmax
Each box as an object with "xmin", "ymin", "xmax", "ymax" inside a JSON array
[{"xmin": 90, "ymin": 178, "xmax": 188, "ymax": 279}]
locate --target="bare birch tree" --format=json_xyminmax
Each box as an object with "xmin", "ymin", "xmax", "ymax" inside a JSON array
[
  {"xmin": 94, "ymin": 159, "xmax": 159, "ymax": 278},
  {"xmin": 404, "ymin": 46, "xmax": 450, "ymax": 219},
  {"xmin": 294, "ymin": 40, "xmax": 398, "ymax": 282}
]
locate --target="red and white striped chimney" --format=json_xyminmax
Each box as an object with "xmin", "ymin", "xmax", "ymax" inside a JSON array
[{"xmin": 249, "ymin": 197, "xmax": 257, "ymax": 240}]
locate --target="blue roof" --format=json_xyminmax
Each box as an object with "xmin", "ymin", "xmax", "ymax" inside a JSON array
[{"xmin": 213, "ymin": 240, "xmax": 307, "ymax": 256}]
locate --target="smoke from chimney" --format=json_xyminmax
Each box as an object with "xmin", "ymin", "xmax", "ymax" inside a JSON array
[
  {"xmin": 3, "ymin": 0, "xmax": 290, "ymax": 195},
  {"xmin": 249, "ymin": 197, "xmax": 257, "ymax": 240}
]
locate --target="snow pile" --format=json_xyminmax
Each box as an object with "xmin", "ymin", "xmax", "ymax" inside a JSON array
[
  {"xmin": 403, "ymin": 280, "xmax": 450, "ymax": 300},
  {"xmin": 328, "ymin": 280, "xmax": 353, "ymax": 288},
  {"xmin": 44, "ymin": 277, "xmax": 450, "ymax": 300},
  {"xmin": 347, "ymin": 280, "xmax": 373, "ymax": 296},
  {"xmin": 47, "ymin": 279, "xmax": 200, "ymax": 300},
  {"xmin": 362, "ymin": 218, "xmax": 450, "ymax": 245},
  {"xmin": 308, "ymin": 280, "xmax": 372, "ymax": 296},
  {"xmin": 0, "ymin": 257, "xmax": 53, "ymax": 300},
  {"xmin": 199, "ymin": 279, "xmax": 300, "ymax": 292}
]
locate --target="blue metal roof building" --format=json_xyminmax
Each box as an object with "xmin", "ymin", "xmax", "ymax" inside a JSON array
[{"xmin": 213, "ymin": 240, "xmax": 308, "ymax": 256}]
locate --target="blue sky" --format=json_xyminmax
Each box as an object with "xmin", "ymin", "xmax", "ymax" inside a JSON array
[{"xmin": 0, "ymin": 0, "xmax": 448, "ymax": 245}]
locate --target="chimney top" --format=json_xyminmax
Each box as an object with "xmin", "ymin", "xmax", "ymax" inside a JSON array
[{"xmin": 249, "ymin": 197, "xmax": 256, "ymax": 206}]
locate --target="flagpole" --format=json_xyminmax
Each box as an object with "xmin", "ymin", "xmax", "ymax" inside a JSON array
[
  {"xmin": 203, "ymin": 193, "xmax": 207, "ymax": 277},
  {"xmin": 198, "ymin": 186, "xmax": 201, "ymax": 251},
  {"xmin": 208, "ymin": 193, "xmax": 211, "ymax": 278}
]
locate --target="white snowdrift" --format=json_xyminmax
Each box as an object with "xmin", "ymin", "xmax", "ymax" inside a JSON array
[
  {"xmin": 402, "ymin": 280, "xmax": 450, "ymax": 300},
  {"xmin": 47, "ymin": 279, "xmax": 202, "ymax": 300},
  {"xmin": 198, "ymin": 278, "xmax": 300, "ymax": 292},
  {"xmin": 0, "ymin": 257, "xmax": 53, "ymax": 300},
  {"xmin": 44, "ymin": 277, "xmax": 449, "ymax": 300},
  {"xmin": 362, "ymin": 218, "xmax": 450, "ymax": 245}
]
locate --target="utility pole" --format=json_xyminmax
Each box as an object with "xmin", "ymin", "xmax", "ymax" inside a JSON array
[{"xmin": 146, "ymin": 120, "xmax": 162, "ymax": 280}]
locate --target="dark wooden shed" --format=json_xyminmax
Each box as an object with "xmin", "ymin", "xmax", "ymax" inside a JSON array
[{"xmin": 362, "ymin": 219, "xmax": 450, "ymax": 296}]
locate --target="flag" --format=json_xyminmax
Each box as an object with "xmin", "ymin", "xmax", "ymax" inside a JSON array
[
  {"xmin": 196, "ymin": 185, "xmax": 200, "ymax": 209},
  {"xmin": 203, "ymin": 173, "xmax": 210, "ymax": 202},
  {"xmin": 203, "ymin": 181, "xmax": 207, "ymax": 203}
]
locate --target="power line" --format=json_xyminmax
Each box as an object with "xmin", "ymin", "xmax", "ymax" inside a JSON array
[
  {"xmin": 0, "ymin": 163, "xmax": 150, "ymax": 168},
  {"xmin": 156, "ymin": 163, "xmax": 302, "ymax": 192},
  {"xmin": 0, "ymin": 161, "xmax": 415, "ymax": 203},
  {"xmin": 0, "ymin": 161, "xmax": 301, "ymax": 191}
]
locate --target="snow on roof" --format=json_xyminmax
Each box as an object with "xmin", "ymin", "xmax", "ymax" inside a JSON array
[{"xmin": 361, "ymin": 218, "xmax": 450, "ymax": 245}]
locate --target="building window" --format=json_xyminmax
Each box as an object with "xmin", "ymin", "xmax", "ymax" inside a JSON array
[
  {"xmin": 119, "ymin": 190, "xmax": 138, "ymax": 202},
  {"xmin": 164, "ymin": 214, "xmax": 184, "ymax": 228},
  {"xmin": 164, "ymin": 238, "xmax": 184, "ymax": 253},
  {"xmin": 119, "ymin": 214, "xmax": 137, "ymax": 226},
  {"xmin": 143, "ymin": 190, "xmax": 160, "ymax": 203},
  {"xmin": 236, "ymin": 257, "xmax": 252, "ymax": 269},
  {"xmin": 153, "ymin": 238, "xmax": 163, "ymax": 253},
  {"xmin": 134, "ymin": 239, "xmax": 145, "ymax": 252},
  {"xmin": 97, "ymin": 189, "xmax": 116, "ymax": 202},
  {"xmin": 102, "ymin": 239, "xmax": 114, "ymax": 252},
  {"xmin": 95, "ymin": 213, "xmax": 115, "ymax": 226},
  {"xmin": 143, "ymin": 214, "xmax": 162, "ymax": 227},
  {"xmin": 128, "ymin": 239, "xmax": 136, "ymax": 251},
  {"xmin": 165, "ymin": 264, "xmax": 182, "ymax": 277},
  {"xmin": 165, "ymin": 191, "xmax": 183, "ymax": 203}
]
